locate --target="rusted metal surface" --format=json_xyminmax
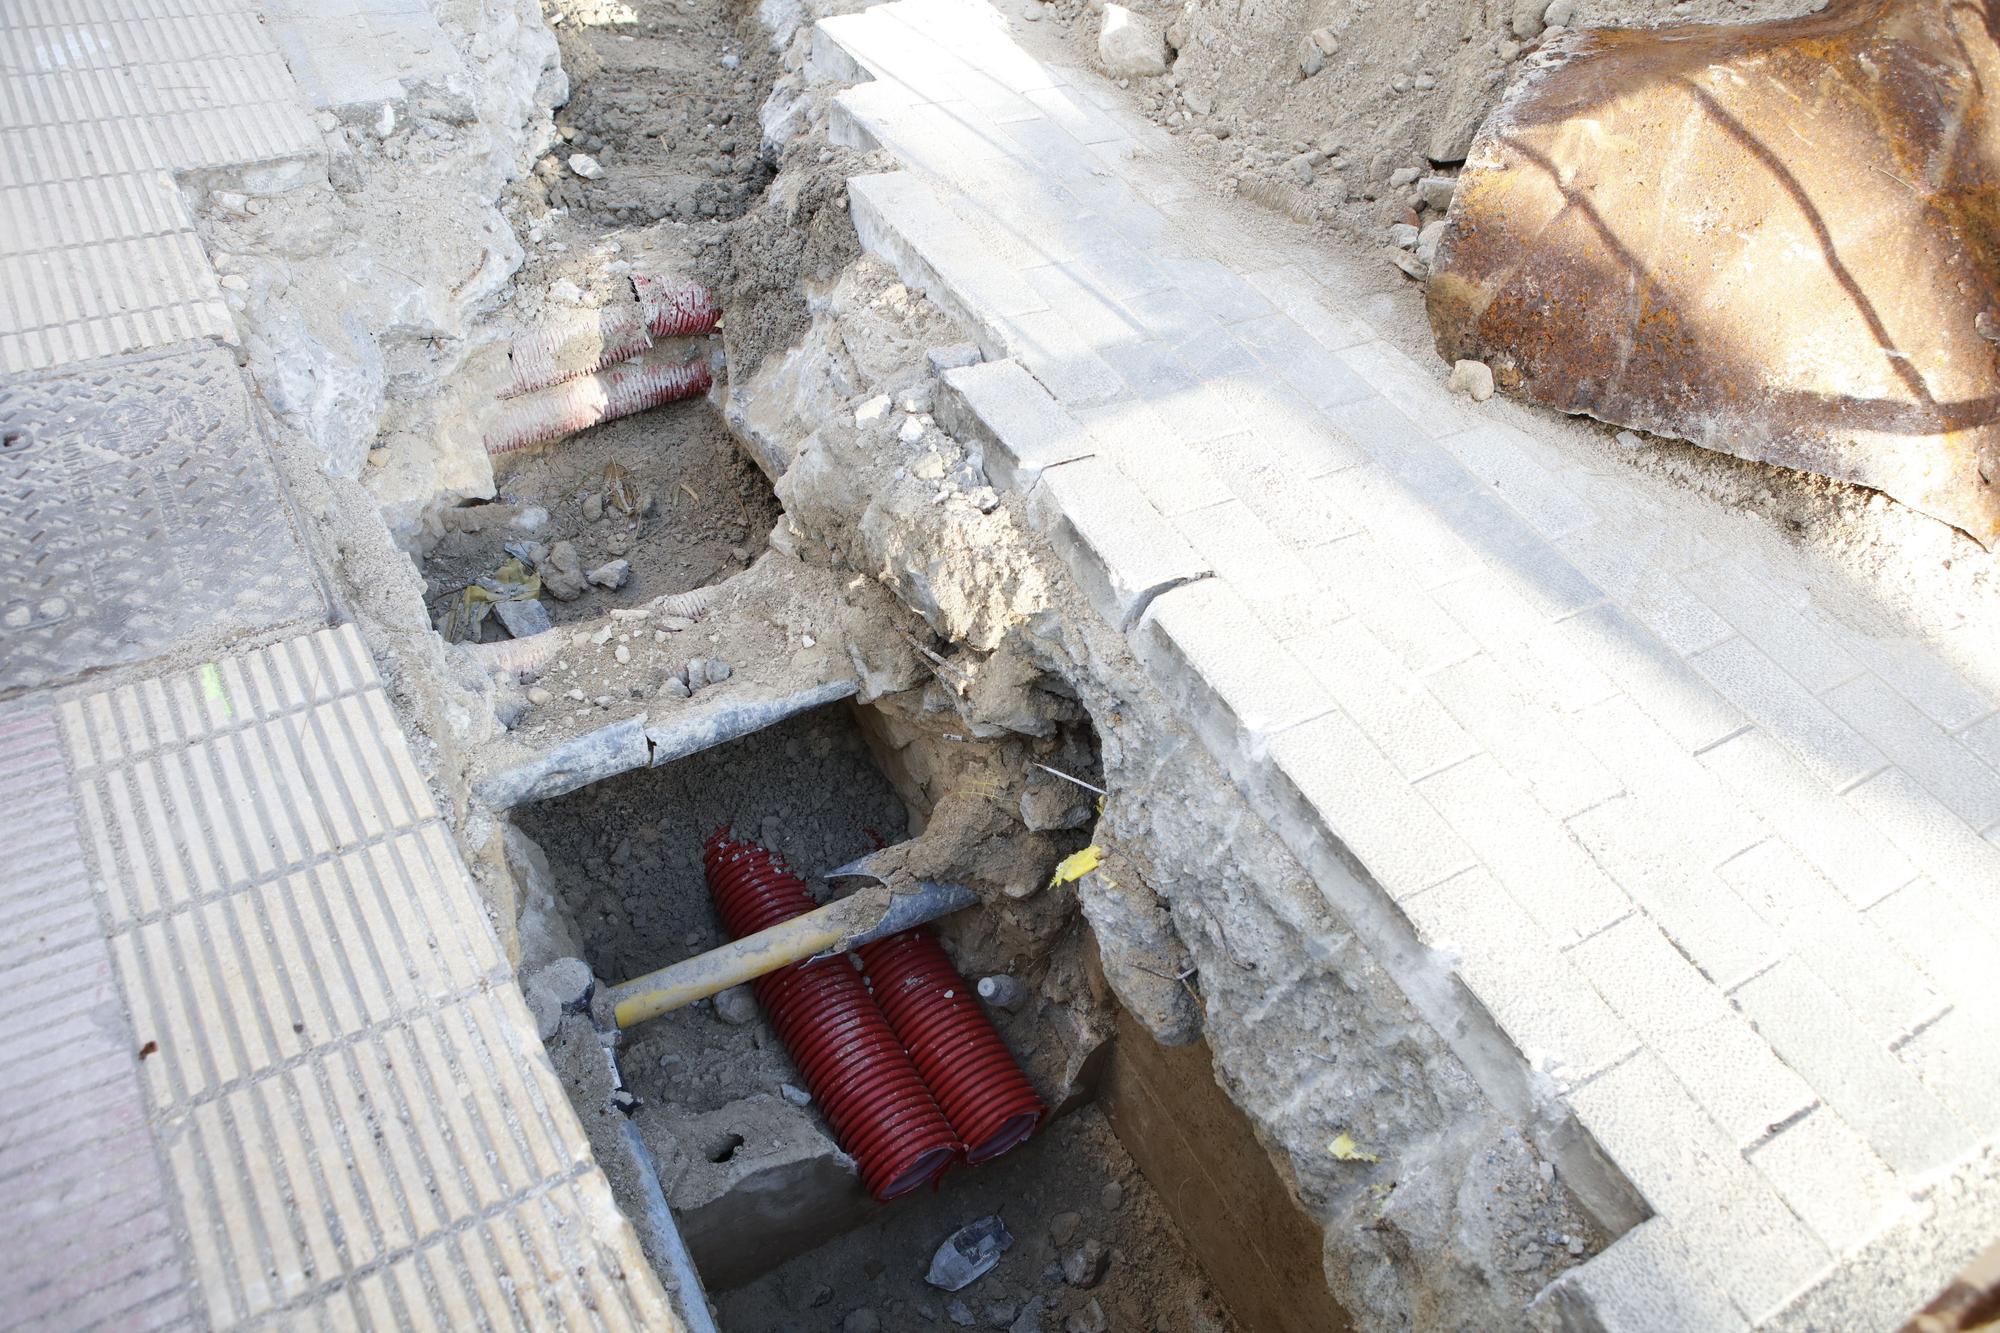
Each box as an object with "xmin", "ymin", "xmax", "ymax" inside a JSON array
[
  {"xmin": 1427, "ymin": 0, "xmax": 2000, "ymax": 545},
  {"xmin": 1904, "ymin": 1238, "xmax": 2000, "ymax": 1332}
]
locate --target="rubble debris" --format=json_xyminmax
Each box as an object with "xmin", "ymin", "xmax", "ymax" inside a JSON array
[
  {"xmin": 1097, "ymin": 5, "xmax": 1167, "ymax": 78},
  {"xmin": 1428, "ymin": 0, "xmax": 2000, "ymax": 545},
  {"xmin": 568, "ymin": 152, "xmax": 605, "ymax": 179},
  {"xmin": 1447, "ymin": 359, "xmax": 1495, "ymax": 402},
  {"xmin": 588, "ymin": 558, "xmax": 632, "ymax": 589},
  {"xmin": 926, "ymin": 1216, "xmax": 1015, "ymax": 1291}
]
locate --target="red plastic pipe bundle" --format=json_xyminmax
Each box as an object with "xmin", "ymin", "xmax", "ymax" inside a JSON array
[
  {"xmin": 633, "ymin": 274, "xmax": 721, "ymax": 337},
  {"xmin": 483, "ymin": 352, "xmax": 712, "ymax": 457},
  {"xmin": 858, "ymin": 928, "xmax": 1046, "ymax": 1164},
  {"xmin": 703, "ymin": 831, "xmax": 959, "ymax": 1201}
]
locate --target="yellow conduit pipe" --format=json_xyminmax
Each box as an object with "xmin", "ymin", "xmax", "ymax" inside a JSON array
[{"xmin": 606, "ymin": 876, "xmax": 976, "ymax": 1030}]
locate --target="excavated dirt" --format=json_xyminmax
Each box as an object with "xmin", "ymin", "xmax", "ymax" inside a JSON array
[
  {"xmin": 513, "ymin": 701, "xmax": 909, "ymax": 983},
  {"xmin": 719, "ymin": 1106, "xmax": 1240, "ymax": 1333},
  {"xmin": 423, "ymin": 397, "xmax": 780, "ymax": 634}
]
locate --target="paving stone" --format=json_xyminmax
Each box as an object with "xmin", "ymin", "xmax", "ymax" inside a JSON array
[
  {"xmin": 1823, "ymin": 674, "xmax": 2000, "ymax": 830},
  {"xmin": 1746, "ymin": 1108, "xmax": 1906, "ymax": 1255},
  {"xmin": 1559, "ymin": 603, "xmax": 1747, "ymax": 751},
  {"xmin": 1568, "ymin": 1052, "xmax": 1830, "ymax": 1321},
  {"xmin": 1691, "ymin": 637, "xmax": 1888, "ymax": 790},
  {"xmin": 1419, "ymin": 756, "xmax": 1632, "ymax": 948},
  {"xmin": 937, "ymin": 359, "xmax": 1095, "ymax": 490},
  {"xmin": 1400, "ymin": 867, "xmax": 1636, "ymax": 1085},
  {"xmin": 1172, "ymin": 499, "xmax": 1329, "ymax": 641},
  {"xmin": 1267, "ymin": 707, "xmax": 1478, "ymax": 895},
  {"xmin": 1893, "ymin": 1005, "xmax": 2000, "ymax": 1136},
  {"xmin": 1237, "ymin": 264, "xmax": 1374, "ymax": 351},
  {"xmin": 1733, "ymin": 959, "xmax": 1972, "ymax": 1181},
  {"xmin": 1844, "ymin": 765, "xmax": 2000, "ymax": 937},
  {"xmin": 1430, "ymin": 573, "xmax": 1622, "ymax": 717},
  {"xmin": 1864, "ymin": 878, "xmax": 2000, "ymax": 1016},
  {"xmin": 1426, "ymin": 652, "xmax": 1622, "ymax": 818},
  {"xmin": 1568, "ymin": 915, "xmax": 1812, "ymax": 1148},
  {"xmin": 1716, "ymin": 840, "xmax": 1940, "ymax": 1046},
  {"xmin": 1699, "ymin": 729, "xmax": 1915, "ymax": 909},
  {"xmin": 1300, "ymin": 535, "xmax": 1479, "ymax": 670},
  {"xmin": 1130, "ymin": 578, "xmax": 1331, "ymax": 767},
  {"xmin": 1287, "ymin": 618, "xmax": 1478, "ymax": 781},
  {"xmin": 1439, "ymin": 421, "xmax": 1600, "ymax": 539},
  {"xmin": 1678, "ymin": 561, "xmax": 1865, "ymax": 694},
  {"xmin": 1534, "ymin": 1219, "xmax": 1750, "ymax": 1333},
  {"xmin": 1070, "ymin": 399, "xmax": 1231, "ymax": 518},
  {"xmin": 1031, "ymin": 457, "xmax": 1210, "ymax": 632}
]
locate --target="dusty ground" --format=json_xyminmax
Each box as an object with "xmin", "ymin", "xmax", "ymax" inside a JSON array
[
  {"xmin": 1016, "ymin": 0, "xmax": 1820, "ymax": 246},
  {"xmin": 512, "ymin": 701, "xmax": 909, "ymax": 983},
  {"xmin": 424, "ymin": 395, "xmax": 780, "ymax": 634},
  {"xmin": 719, "ymin": 1107, "xmax": 1239, "ymax": 1333}
]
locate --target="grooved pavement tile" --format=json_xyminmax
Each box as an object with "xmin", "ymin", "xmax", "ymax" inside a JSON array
[{"xmin": 12, "ymin": 626, "xmax": 676, "ymax": 1329}]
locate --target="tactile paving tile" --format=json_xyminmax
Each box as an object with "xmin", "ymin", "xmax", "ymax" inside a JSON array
[
  {"xmin": 0, "ymin": 343, "xmax": 326, "ymax": 695},
  {"xmin": 0, "ymin": 700, "xmax": 199, "ymax": 1331},
  {"xmin": 0, "ymin": 0, "xmax": 320, "ymax": 373},
  {"xmin": 33, "ymin": 626, "xmax": 678, "ymax": 1329}
]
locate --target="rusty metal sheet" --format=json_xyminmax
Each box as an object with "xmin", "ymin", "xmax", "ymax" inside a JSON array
[{"xmin": 1427, "ymin": 0, "xmax": 2000, "ymax": 546}]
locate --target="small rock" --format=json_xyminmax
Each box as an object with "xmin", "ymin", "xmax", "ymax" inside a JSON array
[
  {"xmin": 1311, "ymin": 26, "xmax": 1339, "ymax": 54},
  {"xmin": 614, "ymin": 644, "xmax": 631, "ymax": 665},
  {"xmin": 1568, "ymin": 1235, "xmax": 1587, "ymax": 1256},
  {"xmin": 926, "ymin": 1216, "xmax": 1014, "ymax": 1291},
  {"xmin": 366, "ymin": 447, "xmax": 390, "ymax": 468},
  {"xmin": 947, "ymin": 1299, "xmax": 975, "ymax": 1328},
  {"xmin": 1544, "ymin": 0, "xmax": 1576, "ymax": 25},
  {"xmin": 1389, "ymin": 222, "xmax": 1421, "ymax": 250},
  {"xmin": 808, "ymin": 1284, "xmax": 835, "ymax": 1308},
  {"xmin": 1389, "ymin": 165, "xmax": 1421, "ymax": 188},
  {"xmin": 1416, "ymin": 218, "xmax": 1449, "ymax": 267},
  {"xmin": 530, "ymin": 958, "xmax": 594, "ymax": 1009},
  {"xmin": 587, "ymin": 559, "xmax": 631, "ymax": 590},
  {"xmin": 703, "ymin": 660, "xmax": 732, "ymax": 684},
  {"xmin": 1097, "ymin": 4, "xmax": 1167, "ymax": 78},
  {"xmin": 928, "ymin": 343, "xmax": 982, "ymax": 372},
  {"xmin": 1062, "ymin": 1240, "xmax": 1109, "ymax": 1289},
  {"xmin": 898, "ymin": 414, "xmax": 927, "ymax": 445},
  {"xmin": 1416, "ymin": 175, "xmax": 1458, "ymax": 212},
  {"xmin": 527, "ymin": 988, "xmax": 561, "ymax": 1041},
  {"xmin": 1448, "ymin": 359, "xmax": 1496, "ymax": 402},
  {"xmin": 855, "ymin": 393, "xmax": 893, "ymax": 425},
  {"xmin": 982, "ymin": 1300, "xmax": 1019, "ymax": 1328},
  {"xmin": 780, "ymin": 1083, "xmax": 812, "ymax": 1107},
  {"xmin": 1391, "ymin": 249, "xmax": 1429, "ymax": 280},
  {"xmin": 1183, "ymin": 87, "xmax": 1213, "ymax": 116},
  {"xmin": 1511, "ymin": 0, "xmax": 1546, "ymax": 39},
  {"xmin": 1297, "ymin": 35, "xmax": 1324, "ymax": 77},
  {"xmin": 374, "ymin": 102, "xmax": 396, "ymax": 138},
  {"xmin": 1615, "ymin": 429, "xmax": 1646, "ymax": 449},
  {"xmin": 568, "ymin": 152, "xmax": 604, "ymax": 179},
  {"xmin": 1049, "ymin": 1211, "xmax": 1082, "ymax": 1249},
  {"xmin": 527, "ymin": 686, "xmax": 551, "ymax": 706},
  {"xmin": 1064, "ymin": 1299, "xmax": 1107, "ymax": 1333},
  {"xmin": 715, "ymin": 985, "xmax": 759, "ymax": 1025},
  {"xmin": 582, "ymin": 492, "xmax": 604, "ymax": 522},
  {"xmin": 720, "ymin": 51, "xmax": 741, "ymax": 69},
  {"xmin": 1099, "ymin": 1181, "xmax": 1123, "ymax": 1211},
  {"xmin": 541, "ymin": 542, "xmax": 587, "ymax": 601},
  {"xmin": 844, "ymin": 1310, "xmax": 880, "ymax": 1333},
  {"xmin": 550, "ymin": 278, "xmax": 584, "ymax": 306},
  {"xmin": 1538, "ymin": 1160, "xmax": 1556, "ymax": 1185}
]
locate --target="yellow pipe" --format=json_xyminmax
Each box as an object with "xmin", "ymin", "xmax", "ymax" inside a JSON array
[{"xmin": 607, "ymin": 884, "xmax": 896, "ymax": 1029}]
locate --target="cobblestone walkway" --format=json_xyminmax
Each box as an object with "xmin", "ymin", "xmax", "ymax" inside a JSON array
[{"xmin": 817, "ymin": 2, "xmax": 2000, "ymax": 1325}]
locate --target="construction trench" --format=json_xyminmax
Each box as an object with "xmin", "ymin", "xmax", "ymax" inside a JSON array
[
  {"xmin": 182, "ymin": 0, "xmax": 1989, "ymax": 1327},
  {"xmin": 270, "ymin": 0, "xmax": 1639, "ymax": 1326}
]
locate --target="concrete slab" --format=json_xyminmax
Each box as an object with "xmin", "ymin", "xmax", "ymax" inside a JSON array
[{"xmin": 0, "ymin": 344, "xmax": 326, "ymax": 695}]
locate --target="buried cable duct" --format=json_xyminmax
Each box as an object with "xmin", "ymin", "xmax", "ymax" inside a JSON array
[
  {"xmin": 703, "ymin": 831, "xmax": 960, "ymax": 1201},
  {"xmin": 483, "ymin": 350, "xmax": 714, "ymax": 457},
  {"xmin": 504, "ymin": 301, "xmax": 656, "ymax": 397},
  {"xmin": 634, "ymin": 273, "xmax": 722, "ymax": 337},
  {"xmin": 857, "ymin": 927, "xmax": 1047, "ymax": 1165}
]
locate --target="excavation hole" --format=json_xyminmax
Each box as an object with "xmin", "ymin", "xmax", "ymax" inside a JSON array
[
  {"xmin": 702, "ymin": 1131, "xmax": 744, "ymax": 1164},
  {"xmin": 420, "ymin": 396, "xmax": 780, "ymax": 639}
]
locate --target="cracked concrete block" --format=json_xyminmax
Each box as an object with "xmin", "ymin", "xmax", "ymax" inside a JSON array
[
  {"xmin": 1027, "ymin": 457, "xmax": 1209, "ymax": 633},
  {"xmin": 666, "ymin": 1094, "xmax": 874, "ymax": 1289},
  {"xmin": 936, "ymin": 359, "xmax": 1096, "ymax": 492}
]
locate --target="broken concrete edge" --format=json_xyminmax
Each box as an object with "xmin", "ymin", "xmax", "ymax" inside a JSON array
[
  {"xmin": 1122, "ymin": 579, "xmax": 1651, "ymax": 1249},
  {"xmin": 845, "ymin": 168, "xmax": 1019, "ymax": 364},
  {"xmin": 616, "ymin": 1119, "xmax": 722, "ymax": 1333},
  {"xmin": 471, "ymin": 678, "xmax": 863, "ymax": 809}
]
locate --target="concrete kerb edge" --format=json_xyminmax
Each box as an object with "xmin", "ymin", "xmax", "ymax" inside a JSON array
[{"xmin": 1126, "ymin": 582, "xmax": 1652, "ymax": 1249}]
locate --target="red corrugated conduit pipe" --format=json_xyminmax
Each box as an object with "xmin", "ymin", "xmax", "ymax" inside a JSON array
[
  {"xmin": 858, "ymin": 928, "xmax": 1046, "ymax": 1163},
  {"xmin": 703, "ymin": 831, "xmax": 960, "ymax": 1201}
]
